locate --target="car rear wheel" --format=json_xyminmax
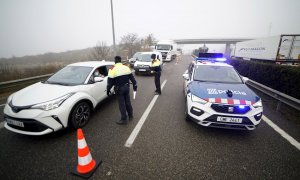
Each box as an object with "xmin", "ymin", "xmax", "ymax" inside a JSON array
[{"xmin": 69, "ymin": 101, "xmax": 91, "ymax": 128}]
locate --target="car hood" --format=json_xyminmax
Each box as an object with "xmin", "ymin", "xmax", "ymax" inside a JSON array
[
  {"xmin": 11, "ymin": 82, "xmax": 78, "ymax": 106},
  {"xmin": 188, "ymin": 81, "xmax": 260, "ymax": 103}
]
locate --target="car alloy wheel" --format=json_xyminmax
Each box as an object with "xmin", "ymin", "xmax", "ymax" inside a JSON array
[
  {"xmin": 185, "ymin": 98, "xmax": 190, "ymax": 121},
  {"xmin": 70, "ymin": 101, "xmax": 91, "ymax": 128}
]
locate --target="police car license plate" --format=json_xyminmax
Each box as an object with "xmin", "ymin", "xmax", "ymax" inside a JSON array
[
  {"xmin": 6, "ymin": 118, "xmax": 24, "ymax": 127},
  {"xmin": 217, "ymin": 117, "xmax": 242, "ymax": 123},
  {"xmin": 139, "ymin": 69, "xmax": 146, "ymax": 71}
]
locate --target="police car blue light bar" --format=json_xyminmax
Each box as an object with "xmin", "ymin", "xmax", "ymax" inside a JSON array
[{"xmin": 195, "ymin": 53, "xmax": 227, "ymax": 62}]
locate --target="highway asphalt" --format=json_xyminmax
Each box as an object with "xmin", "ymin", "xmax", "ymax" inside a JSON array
[{"xmin": 0, "ymin": 55, "xmax": 299, "ymax": 179}]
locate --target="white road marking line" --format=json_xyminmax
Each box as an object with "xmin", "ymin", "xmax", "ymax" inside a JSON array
[
  {"xmin": 262, "ymin": 115, "xmax": 300, "ymax": 151},
  {"xmin": 0, "ymin": 122, "xmax": 5, "ymax": 129},
  {"xmin": 125, "ymin": 80, "xmax": 167, "ymax": 148},
  {"xmin": 0, "ymin": 104, "xmax": 6, "ymax": 107}
]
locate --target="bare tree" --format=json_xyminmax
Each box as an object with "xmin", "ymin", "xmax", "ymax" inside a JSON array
[
  {"xmin": 119, "ymin": 33, "xmax": 141, "ymax": 58},
  {"xmin": 90, "ymin": 41, "xmax": 112, "ymax": 61},
  {"xmin": 142, "ymin": 34, "xmax": 155, "ymax": 51}
]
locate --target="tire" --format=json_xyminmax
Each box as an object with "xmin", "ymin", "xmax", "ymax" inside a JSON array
[
  {"xmin": 135, "ymin": 72, "xmax": 139, "ymax": 76},
  {"xmin": 184, "ymin": 98, "xmax": 191, "ymax": 121},
  {"xmin": 69, "ymin": 101, "xmax": 91, "ymax": 128}
]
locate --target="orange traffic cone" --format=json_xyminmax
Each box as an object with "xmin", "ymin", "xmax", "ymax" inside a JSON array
[{"xmin": 71, "ymin": 128, "xmax": 102, "ymax": 179}]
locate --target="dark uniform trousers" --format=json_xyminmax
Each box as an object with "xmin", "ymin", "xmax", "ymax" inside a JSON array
[
  {"xmin": 155, "ymin": 71, "xmax": 161, "ymax": 94},
  {"xmin": 116, "ymin": 84, "xmax": 133, "ymax": 121}
]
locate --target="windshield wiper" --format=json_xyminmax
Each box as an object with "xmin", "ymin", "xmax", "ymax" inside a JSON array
[{"xmin": 45, "ymin": 81, "xmax": 70, "ymax": 86}]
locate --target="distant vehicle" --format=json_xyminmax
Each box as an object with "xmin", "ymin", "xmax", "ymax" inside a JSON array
[
  {"xmin": 154, "ymin": 40, "xmax": 178, "ymax": 62},
  {"xmin": 232, "ymin": 34, "xmax": 300, "ymax": 62},
  {"xmin": 182, "ymin": 54, "xmax": 263, "ymax": 130},
  {"xmin": 129, "ymin": 52, "xmax": 142, "ymax": 67},
  {"xmin": 4, "ymin": 61, "xmax": 114, "ymax": 135},
  {"xmin": 134, "ymin": 51, "xmax": 163, "ymax": 75}
]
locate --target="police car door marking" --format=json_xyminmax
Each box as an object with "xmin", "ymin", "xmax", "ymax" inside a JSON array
[{"xmin": 207, "ymin": 88, "xmax": 247, "ymax": 95}]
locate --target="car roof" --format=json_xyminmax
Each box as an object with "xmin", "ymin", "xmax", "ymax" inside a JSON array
[
  {"xmin": 68, "ymin": 61, "xmax": 114, "ymax": 67},
  {"xmin": 141, "ymin": 51, "xmax": 161, "ymax": 55}
]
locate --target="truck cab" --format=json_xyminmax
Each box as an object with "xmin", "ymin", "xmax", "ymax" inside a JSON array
[{"xmin": 155, "ymin": 40, "xmax": 178, "ymax": 62}]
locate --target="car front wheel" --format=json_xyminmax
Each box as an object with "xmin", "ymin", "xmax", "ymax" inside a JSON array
[
  {"xmin": 69, "ymin": 101, "xmax": 91, "ymax": 128},
  {"xmin": 185, "ymin": 98, "xmax": 190, "ymax": 121}
]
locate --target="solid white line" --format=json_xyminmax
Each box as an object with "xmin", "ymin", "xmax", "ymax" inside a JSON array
[
  {"xmin": 0, "ymin": 104, "xmax": 6, "ymax": 107},
  {"xmin": 125, "ymin": 80, "xmax": 167, "ymax": 148},
  {"xmin": 0, "ymin": 122, "xmax": 5, "ymax": 129},
  {"xmin": 262, "ymin": 115, "xmax": 300, "ymax": 151}
]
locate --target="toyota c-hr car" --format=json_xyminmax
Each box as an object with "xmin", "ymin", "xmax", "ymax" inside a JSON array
[
  {"xmin": 4, "ymin": 61, "xmax": 114, "ymax": 135},
  {"xmin": 183, "ymin": 56, "xmax": 263, "ymax": 130}
]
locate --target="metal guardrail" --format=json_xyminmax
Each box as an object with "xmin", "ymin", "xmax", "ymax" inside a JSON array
[
  {"xmin": 246, "ymin": 79, "xmax": 300, "ymax": 111},
  {"xmin": 0, "ymin": 74, "xmax": 53, "ymax": 93}
]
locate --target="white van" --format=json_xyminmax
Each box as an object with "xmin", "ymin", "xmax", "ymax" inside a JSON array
[{"xmin": 133, "ymin": 51, "xmax": 163, "ymax": 75}]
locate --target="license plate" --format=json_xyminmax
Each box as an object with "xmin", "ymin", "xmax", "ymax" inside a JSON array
[
  {"xmin": 139, "ymin": 69, "xmax": 146, "ymax": 71},
  {"xmin": 217, "ymin": 116, "xmax": 242, "ymax": 123},
  {"xmin": 6, "ymin": 118, "xmax": 24, "ymax": 127}
]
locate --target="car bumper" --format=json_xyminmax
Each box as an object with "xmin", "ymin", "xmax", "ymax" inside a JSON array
[
  {"xmin": 186, "ymin": 97, "xmax": 263, "ymax": 130},
  {"xmin": 3, "ymin": 102, "xmax": 72, "ymax": 135},
  {"xmin": 134, "ymin": 67, "xmax": 151, "ymax": 73}
]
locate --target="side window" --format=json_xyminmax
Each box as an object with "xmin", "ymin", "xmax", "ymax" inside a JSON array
[
  {"xmin": 98, "ymin": 66, "xmax": 108, "ymax": 77},
  {"xmin": 88, "ymin": 66, "xmax": 108, "ymax": 83}
]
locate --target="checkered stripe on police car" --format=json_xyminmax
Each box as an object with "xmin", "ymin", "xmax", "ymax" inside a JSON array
[{"xmin": 204, "ymin": 98, "xmax": 254, "ymax": 105}]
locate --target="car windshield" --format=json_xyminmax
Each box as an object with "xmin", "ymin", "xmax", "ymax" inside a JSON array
[
  {"xmin": 139, "ymin": 54, "xmax": 152, "ymax": 62},
  {"xmin": 193, "ymin": 65, "xmax": 243, "ymax": 83},
  {"xmin": 46, "ymin": 66, "xmax": 93, "ymax": 85},
  {"xmin": 133, "ymin": 52, "xmax": 142, "ymax": 59},
  {"xmin": 157, "ymin": 44, "xmax": 171, "ymax": 50}
]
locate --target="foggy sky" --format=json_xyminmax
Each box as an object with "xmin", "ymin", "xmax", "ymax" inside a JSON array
[{"xmin": 0, "ymin": 0, "xmax": 299, "ymax": 58}]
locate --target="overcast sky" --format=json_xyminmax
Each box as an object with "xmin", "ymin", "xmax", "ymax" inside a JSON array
[{"xmin": 0, "ymin": 0, "xmax": 299, "ymax": 58}]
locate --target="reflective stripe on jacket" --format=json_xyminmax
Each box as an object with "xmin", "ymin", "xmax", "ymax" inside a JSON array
[
  {"xmin": 107, "ymin": 63, "xmax": 137, "ymax": 91},
  {"xmin": 151, "ymin": 59, "xmax": 161, "ymax": 72}
]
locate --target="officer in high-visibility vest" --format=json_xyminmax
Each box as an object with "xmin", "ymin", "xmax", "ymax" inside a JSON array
[
  {"xmin": 150, "ymin": 54, "xmax": 162, "ymax": 95},
  {"xmin": 107, "ymin": 56, "xmax": 137, "ymax": 125}
]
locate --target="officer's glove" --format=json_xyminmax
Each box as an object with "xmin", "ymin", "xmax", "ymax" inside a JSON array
[
  {"xmin": 106, "ymin": 90, "xmax": 111, "ymax": 96},
  {"xmin": 133, "ymin": 85, "xmax": 137, "ymax": 91}
]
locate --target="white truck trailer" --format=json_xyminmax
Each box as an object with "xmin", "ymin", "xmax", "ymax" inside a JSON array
[
  {"xmin": 232, "ymin": 34, "xmax": 300, "ymax": 62},
  {"xmin": 154, "ymin": 40, "xmax": 178, "ymax": 61}
]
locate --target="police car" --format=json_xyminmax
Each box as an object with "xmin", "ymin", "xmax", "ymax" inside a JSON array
[
  {"xmin": 183, "ymin": 54, "xmax": 263, "ymax": 130},
  {"xmin": 4, "ymin": 61, "xmax": 114, "ymax": 135}
]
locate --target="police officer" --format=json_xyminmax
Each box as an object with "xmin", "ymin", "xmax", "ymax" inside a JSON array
[
  {"xmin": 150, "ymin": 54, "xmax": 162, "ymax": 95},
  {"xmin": 107, "ymin": 56, "xmax": 137, "ymax": 125}
]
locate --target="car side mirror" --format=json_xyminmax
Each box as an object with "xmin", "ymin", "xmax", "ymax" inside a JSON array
[
  {"xmin": 242, "ymin": 76, "xmax": 249, "ymax": 82},
  {"xmin": 94, "ymin": 77, "xmax": 104, "ymax": 82},
  {"xmin": 182, "ymin": 73, "xmax": 189, "ymax": 80}
]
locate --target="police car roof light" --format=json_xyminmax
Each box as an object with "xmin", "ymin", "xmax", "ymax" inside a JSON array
[{"xmin": 215, "ymin": 58, "xmax": 227, "ymax": 62}]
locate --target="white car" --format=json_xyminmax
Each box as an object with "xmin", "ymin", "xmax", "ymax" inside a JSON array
[
  {"xmin": 4, "ymin": 61, "xmax": 114, "ymax": 135},
  {"xmin": 183, "ymin": 56, "xmax": 263, "ymax": 130},
  {"xmin": 134, "ymin": 51, "xmax": 163, "ymax": 75}
]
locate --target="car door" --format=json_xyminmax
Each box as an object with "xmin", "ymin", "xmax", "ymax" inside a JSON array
[{"xmin": 88, "ymin": 65, "xmax": 109, "ymax": 102}]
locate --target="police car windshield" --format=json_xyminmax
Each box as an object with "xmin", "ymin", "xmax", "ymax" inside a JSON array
[
  {"xmin": 46, "ymin": 66, "xmax": 93, "ymax": 85},
  {"xmin": 139, "ymin": 54, "xmax": 152, "ymax": 62},
  {"xmin": 157, "ymin": 44, "xmax": 171, "ymax": 50},
  {"xmin": 193, "ymin": 65, "xmax": 243, "ymax": 83}
]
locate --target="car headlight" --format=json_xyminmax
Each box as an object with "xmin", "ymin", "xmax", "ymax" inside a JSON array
[
  {"xmin": 253, "ymin": 99, "xmax": 262, "ymax": 108},
  {"xmin": 31, "ymin": 93, "xmax": 75, "ymax": 111},
  {"xmin": 7, "ymin": 93, "xmax": 15, "ymax": 104},
  {"xmin": 191, "ymin": 94, "xmax": 207, "ymax": 104}
]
